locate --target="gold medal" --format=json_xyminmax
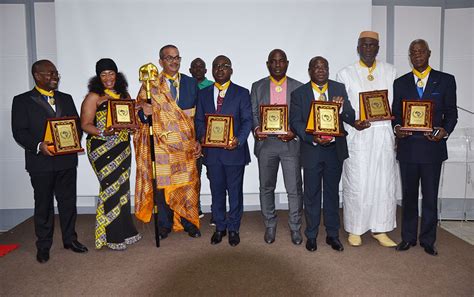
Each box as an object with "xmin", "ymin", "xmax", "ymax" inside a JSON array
[
  {"xmin": 417, "ymin": 79, "xmax": 424, "ymax": 88},
  {"xmin": 275, "ymin": 86, "xmax": 282, "ymax": 93},
  {"xmin": 172, "ymin": 80, "xmax": 179, "ymax": 88},
  {"xmin": 219, "ymin": 90, "xmax": 226, "ymax": 97},
  {"xmin": 319, "ymin": 94, "xmax": 326, "ymax": 101},
  {"xmin": 367, "ymin": 74, "xmax": 374, "ymax": 81},
  {"xmin": 48, "ymin": 97, "xmax": 55, "ymax": 105}
]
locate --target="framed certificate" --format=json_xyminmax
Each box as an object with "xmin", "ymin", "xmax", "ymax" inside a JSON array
[
  {"xmin": 106, "ymin": 99, "xmax": 138, "ymax": 130},
  {"xmin": 43, "ymin": 116, "xmax": 84, "ymax": 155},
  {"xmin": 400, "ymin": 100, "xmax": 434, "ymax": 132},
  {"xmin": 305, "ymin": 101, "xmax": 343, "ymax": 136},
  {"xmin": 359, "ymin": 89, "xmax": 394, "ymax": 121},
  {"xmin": 202, "ymin": 114, "xmax": 234, "ymax": 147},
  {"xmin": 260, "ymin": 104, "xmax": 288, "ymax": 135}
]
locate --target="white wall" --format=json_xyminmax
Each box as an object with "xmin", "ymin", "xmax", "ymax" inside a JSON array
[
  {"xmin": 1, "ymin": 2, "xmax": 473, "ymax": 224},
  {"xmin": 0, "ymin": 4, "xmax": 33, "ymax": 209},
  {"xmin": 54, "ymin": 0, "xmax": 371, "ymax": 206}
]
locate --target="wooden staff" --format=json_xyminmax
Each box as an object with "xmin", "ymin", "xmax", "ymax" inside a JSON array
[{"xmin": 138, "ymin": 63, "xmax": 160, "ymax": 247}]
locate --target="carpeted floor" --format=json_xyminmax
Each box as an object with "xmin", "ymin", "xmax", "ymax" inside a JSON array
[{"xmin": 0, "ymin": 210, "xmax": 473, "ymax": 296}]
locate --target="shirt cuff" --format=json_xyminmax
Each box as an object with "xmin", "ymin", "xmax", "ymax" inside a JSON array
[
  {"xmin": 36, "ymin": 142, "xmax": 41, "ymax": 154},
  {"xmin": 393, "ymin": 124, "xmax": 401, "ymax": 135}
]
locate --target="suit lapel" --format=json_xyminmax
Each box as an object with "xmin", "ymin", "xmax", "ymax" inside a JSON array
[
  {"xmin": 220, "ymin": 82, "xmax": 235, "ymax": 114},
  {"xmin": 327, "ymin": 80, "xmax": 333, "ymax": 102},
  {"xmin": 422, "ymin": 70, "xmax": 440, "ymax": 100},
  {"xmin": 30, "ymin": 89, "xmax": 56, "ymax": 118},
  {"xmin": 55, "ymin": 92, "xmax": 63, "ymax": 117},
  {"xmin": 262, "ymin": 78, "xmax": 270, "ymax": 105},
  {"xmin": 209, "ymin": 86, "xmax": 217, "ymax": 113}
]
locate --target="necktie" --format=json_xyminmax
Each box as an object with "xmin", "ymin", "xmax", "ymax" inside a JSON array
[
  {"xmin": 319, "ymin": 86, "xmax": 327, "ymax": 101},
  {"xmin": 216, "ymin": 93, "xmax": 224, "ymax": 113},
  {"xmin": 42, "ymin": 95, "xmax": 55, "ymax": 106},
  {"xmin": 169, "ymin": 79, "xmax": 177, "ymax": 100},
  {"xmin": 417, "ymin": 79, "xmax": 424, "ymax": 98}
]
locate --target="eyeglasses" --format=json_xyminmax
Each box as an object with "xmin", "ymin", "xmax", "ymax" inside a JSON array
[
  {"xmin": 38, "ymin": 71, "xmax": 60, "ymax": 78},
  {"xmin": 214, "ymin": 63, "xmax": 231, "ymax": 70},
  {"xmin": 162, "ymin": 55, "xmax": 182, "ymax": 63}
]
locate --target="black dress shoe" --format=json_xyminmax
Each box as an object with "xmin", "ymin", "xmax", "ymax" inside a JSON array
[
  {"xmin": 326, "ymin": 237, "xmax": 344, "ymax": 251},
  {"xmin": 211, "ymin": 230, "xmax": 226, "ymax": 245},
  {"xmin": 159, "ymin": 227, "xmax": 171, "ymax": 240},
  {"xmin": 395, "ymin": 241, "xmax": 416, "ymax": 251},
  {"xmin": 291, "ymin": 231, "xmax": 303, "ymax": 245},
  {"xmin": 64, "ymin": 240, "xmax": 88, "ymax": 253},
  {"xmin": 228, "ymin": 231, "xmax": 240, "ymax": 247},
  {"xmin": 185, "ymin": 225, "xmax": 201, "ymax": 238},
  {"xmin": 306, "ymin": 238, "xmax": 317, "ymax": 252},
  {"xmin": 264, "ymin": 227, "xmax": 276, "ymax": 244},
  {"xmin": 420, "ymin": 243, "xmax": 438, "ymax": 256},
  {"xmin": 36, "ymin": 249, "xmax": 50, "ymax": 263}
]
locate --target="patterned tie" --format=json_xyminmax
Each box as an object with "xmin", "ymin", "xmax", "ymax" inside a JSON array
[
  {"xmin": 169, "ymin": 79, "xmax": 177, "ymax": 100},
  {"xmin": 417, "ymin": 79, "xmax": 424, "ymax": 98},
  {"xmin": 42, "ymin": 95, "xmax": 55, "ymax": 106},
  {"xmin": 216, "ymin": 93, "xmax": 224, "ymax": 113}
]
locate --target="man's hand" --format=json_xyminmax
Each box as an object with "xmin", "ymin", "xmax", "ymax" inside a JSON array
[
  {"xmin": 39, "ymin": 141, "xmax": 54, "ymax": 156},
  {"xmin": 193, "ymin": 140, "xmax": 202, "ymax": 159},
  {"xmin": 425, "ymin": 127, "xmax": 447, "ymax": 142},
  {"xmin": 278, "ymin": 129, "xmax": 295, "ymax": 142},
  {"xmin": 394, "ymin": 125, "xmax": 412, "ymax": 139},
  {"xmin": 354, "ymin": 119, "xmax": 371, "ymax": 131},
  {"xmin": 136, "ymin": 101, "xmax": 153, "ymax": 116},
  {"xmin": 254, "ymin": 126, "xmax": 268, "ymax": 140},
  {"xmin": 332, "ymin": 96, "xmax": 344, "ymax": 104},
  {"xmin": 313, "ymin": 135, "xmax": 333, "ymax": 146},
  {"xmin": 225, "ymin": 137, "xmax": 239, "ymax": 150}
]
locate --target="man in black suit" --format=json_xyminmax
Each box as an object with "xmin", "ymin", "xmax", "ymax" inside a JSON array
[
  {"xmin": 290, "ymin": 57, "xmax": 355, "ymax": 252},
  {"xmin": 11, "ymin": 60, "xmax": 88, "ymax": 263},
  {"xmin": 392, "ymin": 39, "xmax": 458, "ymax": 256}
]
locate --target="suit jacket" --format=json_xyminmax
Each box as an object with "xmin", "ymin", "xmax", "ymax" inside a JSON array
[
  {"xmin": 392, "ymin": 69, "xmax": 458, "ymax": 164},
  {"xmin": 195, "ymin": 82, "xmax": 252, "ymax": 166},
  {"xmin": 176, "ymin": 73, "xmax": 198, "ymax": 110},
  {"xmin": 250, "ymin": 76, "xmax": 303, "ymax": 157},
  {"xmin": 290, "ymin": 80, "xmax": 355, "ymax": 167},
  {"xmin": 11, "ymin": 88, "xmax": 80, "ymax": 173}
]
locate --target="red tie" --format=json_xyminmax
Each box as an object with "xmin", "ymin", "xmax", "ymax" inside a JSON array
[{"xmin": 216, "ymin": 94, "xmax": 224, "ymax": 113}]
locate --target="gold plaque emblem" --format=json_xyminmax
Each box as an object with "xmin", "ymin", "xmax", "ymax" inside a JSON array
[
  {"xmin": 259, "ymin": 105, "xmax": 288, "ymax": 135},
  {"xmin": 400, "ymin": 100, "xmax": 434, "ymax": 132},
  {"xmin": 115, "ymin": 104, "xmax": 131, "ymax": 122}
]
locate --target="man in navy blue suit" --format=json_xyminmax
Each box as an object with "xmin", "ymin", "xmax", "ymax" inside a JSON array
[
  {"xmin": 195, "ymin": 55, "xmax": 252, "ymax": 247},
  {"xmin": 392, "ymin": 39, "xmax": 458, "ymax": 256},
  {"xmin": 290, "ymin": 56, "xmax": 355, "ymax": 252},
  {"xmin": 138, "ymin": 45, "xmax": 201, "ymax": 239}
]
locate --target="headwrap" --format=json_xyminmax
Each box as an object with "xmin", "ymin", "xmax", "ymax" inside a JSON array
[{"xmin": 96, "ymin": 58, "xmax": 118, "ymax": 76}]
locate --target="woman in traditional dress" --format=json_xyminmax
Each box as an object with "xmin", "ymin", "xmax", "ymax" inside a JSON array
[{"xmin": 81, "ymin": 58, "xmax": 141, "ymax": 250}]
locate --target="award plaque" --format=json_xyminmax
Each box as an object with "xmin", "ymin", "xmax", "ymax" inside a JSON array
[
  {"xmin": 43, "ymin": 116, "xmax": 84, "ymax": 155},
  {"xmin": 260, "ymin": 104, "xmax": 288, "ymax": 135},
  {"xmin": 106, "ymin": 99, "xmax": 138, "ymax": 130},
  {"xmin": 202, "ymin": 114, "xmax": 234, "ymax": 148},
  {"xmin": 400, "ymin": 100, "xmax": 434, "ymax": 132},
  {"xmin": 359, "ymin": 89, "xmax": 393, "ymax": 122},
  {"xmin": 305, "ymin": 101, "xmax": 343, "ymax": 136}
]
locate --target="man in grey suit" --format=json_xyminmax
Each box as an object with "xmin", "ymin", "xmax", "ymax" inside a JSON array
[{"xmin": 250, "ymin": 49, "xmax": 303, "ymax": 245}]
